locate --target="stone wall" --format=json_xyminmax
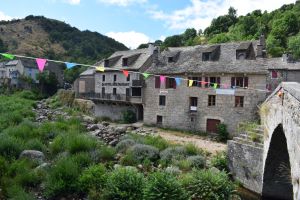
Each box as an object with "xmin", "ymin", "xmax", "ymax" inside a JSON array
[{"xmin": 144, "ymin": 73, "xmax": 266, "ymax": 135}]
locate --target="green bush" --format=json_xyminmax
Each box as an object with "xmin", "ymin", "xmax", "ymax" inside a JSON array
[
  {"xmin": 217, "ymin": 123, "xmax": 229, "ymax": 142},
  {"xmin": 0, "ymin": 156, "xmax": 8, "ymax": 177},
  {"xmin": 0, "ymin": 134, "xmax": 24, "ymax": 160},
  {"xmin": 122, "ymin": 109, "xmax": 136, "ymax": 123},
  {"xmin": 45, "ymin": 157, "xmax": 80, "ymax": 198},
  {"xmin": 6, "ymin": 185, "xmax": 35, "ymax": 200},
  {"xmin": 143, "ymin": 172, "xmax": 188, "ymax": 200},
  {"xmin": 25, "ymin": 139, "xmax": 47, "ymax": 152},
  {"xmin": 49, "ymin": 135, "xmax": 65, "ymax": 156},
  {"xmin": 128, "ymin": 144, "xmax": 159, "ymax": 163},
  {"xmin": 142, "ymin": 135, "xmax": 169, "ymax": 151},
  {"xmin": 103, "ymin": 167, "xmax": 144, "ymax": 200},
  {"xmin": 116, "ymin": 139, "xmax": 136, "ymax": 153},
  {"xmin": 71, "ymin": 152, "xmax": 94, "ymax": 169},
  {"xmin": 95, "ymin": 146, "xmax": 116, "ymax": 162},
  {"xmin": 211, "ymin": 151, "xmax": 228, "ymax": 172},
  {"xmin": 176, "ymin": 159, "xmax": 192, "ymax": 171},
  {"xmin": 181, "ymin": 169, "xmax": 235, "ymax": 200},
  {"xmin": 184, "ymin": 143, "xmax": 200, "ymax": 156},
  {"xmin": 120, "ymin": 151, "xmax": 138, "ymax": 166},
  {"xmin": 17, "ymin": 90, "xmax": 39, "ymax": 100},
  {"xmin": 160, "ymin": 147, "xmax": 187, "ymax": 165},
  {"xmin": 79, "ymin": 164, "xmax": 107, "ymax": 194},
  {"xmin": 187, "ymin": 155, "xmax": 206, "ymax": 169},
  {"xmin": 67, "ymin": 134, "xmax": 98, "ymax": 154}
]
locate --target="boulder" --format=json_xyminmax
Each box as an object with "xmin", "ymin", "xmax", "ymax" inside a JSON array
[
  {"xmin": 87, "ymin": 124, "xmax": 99, "ymax": 131},
  {"xmin": 82, "ymin": 115, "xmax": 94, "ymax": 123},
  {"xmin": 19, "ymin": 150, "xmax": 45, "ymax": 164}
]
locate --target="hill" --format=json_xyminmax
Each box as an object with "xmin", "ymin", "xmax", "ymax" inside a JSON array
[
  {"xmin": 0, "ymin": 15, "xmax": 128, "ymax": 83},
  {"xmin": 142, "ymin": 1, "xmax": 300, "ymax": 59}
]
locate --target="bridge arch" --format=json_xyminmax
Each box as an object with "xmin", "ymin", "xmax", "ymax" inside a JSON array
[{"xmin": 262, "ymin": 124, "xmax": 293, "ymax": 199}]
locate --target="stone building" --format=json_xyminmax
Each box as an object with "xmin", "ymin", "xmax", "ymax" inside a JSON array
[
  {"xmin": 144, "ymin": 41, "xmax": 269, "ymax": 134},
  {"xmin": 77, "ymin": 46, "xmax": 158, "ymax": 121}
]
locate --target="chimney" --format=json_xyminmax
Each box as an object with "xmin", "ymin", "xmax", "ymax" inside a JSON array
[
  {"xmin": 259, "ymin": 34, "xmax": 266, "ymax": 48},
  {"xmin": 256, "ymin": 34, "xmax": 266, "ymax": 58}
]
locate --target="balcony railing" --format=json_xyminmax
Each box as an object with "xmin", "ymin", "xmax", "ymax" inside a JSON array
[
  {"xmin": 78, "ymin": 92, "xmax": 142, "ymax": 104},
  {"xmin": 131, "ymin": 80, "xmax": 144, "ymax": 87}
]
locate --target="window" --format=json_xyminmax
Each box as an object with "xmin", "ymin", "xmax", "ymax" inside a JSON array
[
  {"xmin": 204, "ymin": 77, "xmax": 220, "ymax": 88},
  {"xmin": 235, "ymin": 96, "xmax": 244, "ymax": 107},
  {"xmin": 168, "ymin": 57, "xmax": 174, "ymax": 63},
  {"xmin": 102, "ymin": 87, "xmax": 105, "ymax": 94},
  {"xmin": 271, "ymin": 70, "xmax": 278, "ymax": 79},
  {"xmin": 113, "ymin": 88, "xmax": 117, "ymax": 95},
  {"xmin": 188, "ymin": 77, "xmax": 202, "ymax": 87},
  {"xmin": 159, "ymin": 95, "xmax": 166, "ymax": 106},
  {"xmin": 122, "ymin": 58, "xmax": 128, "ymax": 67},
  {"xmin": 208, "ymin": 95, "xmax": 216, "ymax": 106},
  {"xmin": 202, "ymin": 53, "xmax": 211, "ymax": 61},
  {"xmin": 114, "ymin": 74, "xmax": 117, "ymax": 82},
  {"xmin": 155, "ymin": 76, "xmax": 160, "ymax": 88},
  {"xmin": 191, "ymin": 117, "xmax": 195, "ymax": 122},
  {"xmin": 127, "ymin": 74, "xmax": 130, "ymax": 82},
  {"xmin": 166, "ymin": 77, "xmax": 176, "ymax": 89},
  {"xmin": 157, "ymin": 115, "xmax": 163, "ymax": 124},
  {"xmin": 132, "ymin": 88, "xmax": 141, "ymax": 97},
  {"xmin": 190, "ymin": 97, "xmax": 198, "ymax": 112},
  {"xmin": 104, "ymin": 60, "xmax": 109, "ymax": 67},
  {"xmin": 231, "ymin": 77, "xmax": 248, "ymax": 88},
  {"xmin": 102, "ymin": 75, "xmax": 105, "ymax": 82}
]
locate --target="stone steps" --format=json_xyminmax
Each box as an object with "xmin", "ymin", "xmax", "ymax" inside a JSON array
[{"xmin": 232, "ymin": 126, "xmax": 265, "ymax": 149}]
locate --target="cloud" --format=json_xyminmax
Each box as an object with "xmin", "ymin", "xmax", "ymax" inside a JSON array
[
  {"xmin": 106, "ymin": 31, "xmax": 151, "ymax": 49},
  {"xmin": 98, "ymin": 0, "xmax": 147, "ymax": 7},
  {"xmin": 64, "ymin": 0, "xmax": 80, "ymax": 5},
  {"xmin": 0, "ymin": 11, "xmax": 13, "ymax": 21},
  {"xmin": 148, "ymin": 0, "xmax": 296, "ymax": 31}
]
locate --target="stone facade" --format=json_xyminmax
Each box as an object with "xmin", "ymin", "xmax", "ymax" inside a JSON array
[{"xmin": 143, "ymin": 74, "xmax": 266, "ymax": 135}]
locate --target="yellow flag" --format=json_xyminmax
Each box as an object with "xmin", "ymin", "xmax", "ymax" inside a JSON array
[
  {"xmin": 96, "ymin": 66, "xmax": 105, "ymax": 72},
  {"xmin": 188, "ymin": 80, "xmax": 193, "ymax": 87}
]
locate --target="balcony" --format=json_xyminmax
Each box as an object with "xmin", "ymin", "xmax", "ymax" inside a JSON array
[
  {"xmin": 131, "ymin": 80, "xmax": 144, "ymax": 87},
  {"xmin": 78, "ymin": 92, "xmax": 142, "ymax": 104}
]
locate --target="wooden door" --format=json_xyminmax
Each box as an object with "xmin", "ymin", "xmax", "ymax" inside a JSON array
[{"xmin": 206, "ymin": 119, "xmax": 221, "ymax": 133}]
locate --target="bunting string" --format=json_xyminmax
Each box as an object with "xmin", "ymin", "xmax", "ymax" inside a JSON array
[{"xmin": 0, "ymin": 52, "xmax": 270, "ymax": 93}]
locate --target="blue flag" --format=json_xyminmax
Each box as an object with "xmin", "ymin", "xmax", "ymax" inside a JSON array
[
  {"xmin": 175, "ymin": 77, "xmax": 182, "ymax": 86},
  {"xmin": 65, "ymin": 62, "xmax": 77, "ymax": 69}
]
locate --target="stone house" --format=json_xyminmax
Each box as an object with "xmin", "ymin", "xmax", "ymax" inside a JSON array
[
  {"xmin": 144, "ymin": 41, "xmax": 269, "ymax": 135},
  {"xmin": 77, "ymin": 45, "xmax": 158, "ymax": 121}
]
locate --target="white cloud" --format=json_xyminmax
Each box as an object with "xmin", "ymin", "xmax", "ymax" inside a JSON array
[
  {"xmin": 98, "ymin": 0, "xmax": 147, "ymax": 7},
  {"xmin": 64, "ymin": 0, "xmax": 80, "ymax": 5},
  {"xmin": 149, "ymin": 0, "xmax": 296, "ymax": 31},
  {"xmin": 0, "ymin": 11, "xmax": 12, "ymax": 21},
  {"xmin": 106, "ymin": 31, "xmax": 151, "ymax": 49}
]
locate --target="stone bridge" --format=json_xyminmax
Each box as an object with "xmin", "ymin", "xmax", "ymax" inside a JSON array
[{"xmin": 228, "ymin": 82, "xmax": 300, "ymax": 199}]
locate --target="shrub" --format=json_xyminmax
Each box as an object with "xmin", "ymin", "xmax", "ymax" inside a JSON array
[
  {"xmin": 0, "ymin": 156, "xmax": 8, "ymax": 177},
  {"xmin": 176, "ymin": 159, "xmax": 192, "ymax": 171},
  {"xmin": 160, "ymin": 146, "xmax": 187, "ymax": 164},
  {"xmin": 122, "ymin": 109, "xmax": 136, "ymax": 123},
  {"xmin": 217, "ymin": 123, "xmax": 229, "ymax": 142},
  {"xmin": 6, "ymin": 185, "xmax": 35, "ymax": 200},
  {"xmin": 0, "ymin": 134, "xmax": 24, "ymax": 160},
  {"xmin": 143, "ymin": 172, "xmax": 188, "ymax": 200},
  {"xmin": 91, "ymin": 146, "xmax": 116, "ymax": 162},
  {"xmin": 143, "ymin": 135, "xmax": 169, "ymax": 151},
  {"xmin": 129, "ymin": 144, "xmax": 159, "ymax": 163},
  {"xmin": 211, "ymin": 151, "xmax": 228, "ymax": 172},
  {"xmin": 17, "ymin": 90, "xmax": 38, "ymax": 100},
  {"xmin": 49, "ymin": 135, "xmax": 65, "ymax": 156},
  {"xmin": 165, "ymin": 166, "xmax": 182, "ymax": 175},
  {"xmin": 25, "ymin": 139, "xmax": 47, "ymax": 152},
  {"xmin": 184, "ymin": 143, "xmax": 199, "ymax": 156},
  {"xmin": 67, "ymin": 134, "xmax": 98, "ymax": 154},
  {"xmin": 116, "ymin": 139, "xmax": 136, "ymax": 153},
  {"xmin": 71, "ymin": 152, "xmax": 94, "ymax": 169},
  {"xmin": 103, "ymin": 167, "xmax": 144, "ymax": 200},
  {"xmin": 45, "ymin": 157, "xmax": 80, "ymax": 198},
  {"xmin": 187, "ymin": 155, "xmax": 206, "ymax": 169},
  {"xmin": 181, "ymin": 169, "xmax": 235, "ymax": 200},
  {"xmin": 79, "ymin": 164, "xmax": 107, "ymax": 193},
  {"xmin": 120, "ymin": 151, "xmax": 138, "ymax": 166}
]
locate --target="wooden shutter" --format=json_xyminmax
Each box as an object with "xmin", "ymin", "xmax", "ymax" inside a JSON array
[
  {"xmin": 244, "ymin": 77, "xmax": 248, "ymax": 88},
  {"xmin": 231, "ymin": 77, "xmax": 235, "ymax": 88},
  {"xmin": 217, "ymin": 77, "xmax": 221, "ymax": 88},
  {"xmin": 205, "ymin": 77, "xmax": 209, "ymax": 88},
  {"xmin": 173, "ymin": 78, "xmax": 176, "ymax": 89},
  {"xmin": 155, "ymin": 77, "xmax": 160, "ymax": 88},
  {"xmin": 198, "ymin": 77, "xmax": 202, "ymax": 87}
]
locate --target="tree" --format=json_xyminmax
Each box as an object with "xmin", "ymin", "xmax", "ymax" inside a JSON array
[
  {"xmin": 137, "ymin": 43, "xmax": 149, "ymax": 49},
  {"xmin": 0, "ymin": 38, "xmax": 7, "ymax": 52},
  {"xmin": 163, "ymin": 35, "xmax": 183, "ymax": 48},
  {"xmin": 288, "ymin": 34, "xmax": 300, "ymax": 59},
  {"xmin": 37, "ymin": 71, "xmax": 59, "ymax": 96}
]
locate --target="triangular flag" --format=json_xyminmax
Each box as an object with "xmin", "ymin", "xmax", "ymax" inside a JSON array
[
  {"xmin": 142, "ymin": 73, "xmax": 150, "ymax": 79},
  {"xmin": 188, "ymin": 80, "xmax": 194, "ymax": 87},
  {"xmin": 223, "ymin": 84, "xmax": 228, "ymax": 89},
  {"xmin": 213, "ymin": 83, "xmax": 218, "ymax": 89},
  {"xmin": 122, "ymin": 70, "xmax": 129, "ymax": 77},
  {"xmin": 160, "ymin": 75, "xmax": 166, "ymax": 84},
  {"xmin": 96, "ymin": 66, "xmax": 105, "ymax": 72},
  {"xmin": 65, "ymin": 62, "xmax": 77, "ymax": 69},
  {"xmin": 36, "ymin": 58, "xmax": 47, "ymax": 72},
  {"xmin": 175, "ymin": 77, "xmax": 181, "ymax": 86},
  {"xmin": 1, "ymin": 53, "xmax": 15, "ymax": 60}
]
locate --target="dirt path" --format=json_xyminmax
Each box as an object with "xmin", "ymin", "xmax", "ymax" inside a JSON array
[{"xmin": 156, "ymin": 129, "xmax": 227, "ymax": 155}]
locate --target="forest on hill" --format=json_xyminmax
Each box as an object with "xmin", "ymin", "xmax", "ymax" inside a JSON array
[{"xmin": 139, "ymin": 1, "xmax": 300, "ymax": 59}]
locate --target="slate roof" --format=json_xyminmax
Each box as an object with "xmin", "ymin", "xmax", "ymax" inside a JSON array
[
  {"xmin": 94, "ymin": 48, "xmax": 154, "ymax": 71},
  {"xmin": 237, "ymin": 42, "xmax": 251, "ymax": 50},
  {"xmin": 5, "ymin": 60, "xmax": 19, "ymax": 66},
  {"xmin": 80, "ymin": 67, "xmax": 95, "ymax": 76},
  {"xmin": 266, "ymin": 57, "xmax": 300, "ymax": 70}
]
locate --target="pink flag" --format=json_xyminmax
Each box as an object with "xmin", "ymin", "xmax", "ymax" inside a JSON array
[
  {"xmin": 36, "ymin": 58, "xmax": 47, "ymax": 72},
  {"xmin": 160, "ymin": 75, "xmax": 166, "ymax": 84}
]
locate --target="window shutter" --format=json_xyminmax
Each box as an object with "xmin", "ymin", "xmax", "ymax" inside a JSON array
[
  {"xmin": 231, "ymin": 77, "xmax": 235, "ymax": 88},
  {"xmin": 155, "ymin": 77, "xmax": 160, "ymax": 88},
  {"xmin": 244, "ymin": 77, "xmax": 248, "ymax": 88},
  {"xmin": 217, "ymin": 77, "xmax": 221, "ymax": 88},
  {"xmin": 205, "ymin": 77, "xmax": 209, "ymax": 88},
  {"xmin": 173, "ymin": 78, "xmax": 176, "ymax": 89}
]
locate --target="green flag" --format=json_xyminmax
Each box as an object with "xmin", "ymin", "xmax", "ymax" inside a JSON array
[
  {"xmin": 142, "ymin": 73, "xmax": 150, "ymax": 79},
  {"xmin": 213, "ymin": 83, "xmax": 218, "ymax": 89},
  {"xmin": 1, "ymin": 53, "xmax": 15, "ymax": 60}
]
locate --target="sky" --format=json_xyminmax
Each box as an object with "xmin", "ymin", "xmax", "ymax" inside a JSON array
[{"xmin": 0, "ymin": 0, "xmax": 296, "ymax": 49}]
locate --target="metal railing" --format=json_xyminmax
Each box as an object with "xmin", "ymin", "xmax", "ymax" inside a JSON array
[{"xmin": 79, "ymin": 92, "xmax": 142, "ymax": 103}]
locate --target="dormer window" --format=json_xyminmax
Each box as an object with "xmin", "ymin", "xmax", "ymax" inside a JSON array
[
  {"xmin": 104, "ymin": 59, "xmax": 109, "ymax": 67},
  {"xmin": 202, "ymin": 45, "xmax": 220, "ymax": 61},
  {"xmin": 202, "ymin": 53, "xmax": 211, "ymax": 61},
  {"xmin": 168, "ymin": 57, "xmax": 174, "ymax": 63},
  {"xmin": 237, "ymin": 52, "xmax": 246, "ymax": 60},
  {"xmin": 236, "ymin": 42, "xmax": 255, "ymax": 60},
  {"xmin": 122, "ymin": 58, "xmax": 128, "ymax": 67}
]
